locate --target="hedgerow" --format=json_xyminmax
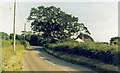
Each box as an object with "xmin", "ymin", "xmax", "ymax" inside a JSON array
[{"xmin": 46, "ymin": 40, "xmax": 119, "ymax": 66}]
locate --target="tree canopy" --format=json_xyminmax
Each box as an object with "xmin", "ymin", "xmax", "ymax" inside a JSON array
[{"xmin": 27, "ymin": 6, "xmax": 91, "ymax": 40}]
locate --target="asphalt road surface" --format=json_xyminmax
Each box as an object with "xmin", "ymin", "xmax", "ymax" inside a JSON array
[{"xmin": 23, "ymin": 46, "xmax": 96, "ymax": 73}]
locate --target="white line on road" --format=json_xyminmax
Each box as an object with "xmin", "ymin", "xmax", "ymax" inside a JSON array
[
  {"xmin": 60, "ymin": 67, "xmax": 71, "ymax": 73},
  {"xmin": 40, "ymin": 57, "xmax": 44, "ymax": 58},
  {"xmin": 45, "ymin": 60, "xmax": 72, "ymax": 72},
  {"xmin": 45, "ymin": 60, "xmax": 56, "ymax": 66}
]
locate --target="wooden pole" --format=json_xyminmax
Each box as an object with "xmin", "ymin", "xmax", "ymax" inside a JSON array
[
  {"xmin": 13, "ymin": 0, "xmax": 16, "ymax": 52},
  {"xmin": 24, "ymin": 23, "xmax": 26, "ymax": 40}
]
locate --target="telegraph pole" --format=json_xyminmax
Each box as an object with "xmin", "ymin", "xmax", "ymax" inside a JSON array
[
  {"xmin": 13, "ymin": 0, "xmax": 16, "ymax": 52},
  {"xmin": 24, "ymin": 23, "xmax": 26, "ymax": 40}
]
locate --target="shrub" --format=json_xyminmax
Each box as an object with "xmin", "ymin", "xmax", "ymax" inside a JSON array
[
  {"xmin": 46, "ymin": 41, "xmax": 119, "ymax": 66},
  {"xmin": 0, "ymin": 32, "xmax": 10, "ymax": 40},
  {"xmin": 2, "ymin": 39, "xmax": 11, "ymax": 47},
  {"xmin": 2, "ymin": 39, "xmax": 30, "ymax": 49},
  {"xmin": 8, "ymin": 40, "xmax": 21, "ymax": 45},
  {"xmin": 20, "ymin": 40, "xmax": 29, "ymax": 49}
]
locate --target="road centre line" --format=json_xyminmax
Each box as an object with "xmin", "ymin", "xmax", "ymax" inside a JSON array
[
  {"xmin": 45, "ymin": 59, "xmax": 71, "ymax": 72},
  {"xmin": 45, "ymin": 60, "xmax": 56, "ymax": 66},
  {"xmin": 45, "ymin": 60, "xmax": 71, "ymax": 72},
  {"xmin": 60, "ymin": 67, "xmax": 71, "ymax": 73},
  {"xmin": 40, "ymin": 57, "xmax": 44, "ymax": 58}
]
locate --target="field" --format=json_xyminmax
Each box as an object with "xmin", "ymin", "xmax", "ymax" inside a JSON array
[{"xmin": 1, "ymin": 39, "xmax": 29, "ymax": 71}]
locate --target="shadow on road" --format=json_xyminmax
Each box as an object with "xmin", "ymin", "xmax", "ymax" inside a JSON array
[
  {"xmin": 26, "ymin": 48, "xmax": 41, "ymax": 51},
  {"xmin": 25, "ymin": 46, "xmax": 94, "ymax": 72}
]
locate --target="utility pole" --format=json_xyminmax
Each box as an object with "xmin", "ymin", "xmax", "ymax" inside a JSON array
[
  {"xmin": 13, "ymin": 0, "xmax": 16, "ymax": 52},
  {"xmin": 24, "ymin": 23, "xmax": 26, "ymax": 40}
]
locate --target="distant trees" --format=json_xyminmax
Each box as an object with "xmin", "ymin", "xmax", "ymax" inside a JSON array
[
  {"xmin": 10, "ymin": 33, "xmax": 24, "ymax": 40},
  {"xmin": 27, "ymin": 6, "xmax": 91, "ymax": 41},
  {"xmin": 110, "ymin": 37, "xmax": 120, "ymax": 45},
  {"xmin": 21, "ymin": 31, "xmax": 32, "ymax": 42},
  {"xmin": 0, "ymin": 31, "xmax": 54, "ymax": 46},
  {"xmin": 77, "ymin": 33, "xmax": 94, "ymax": 42},
  {"xmin": 16, "ymin": 34, "xmax": 24, "ymax": 40},
  {"xmin": 21, "ymin": 31, "xmax": 45, "ymax": 46},
  {"xmin": 10, "ymin": 34, "xmax": 14, "ymax": 39},
  {"xmin": 0, "ymin": 32, "xmax": 9, "ymax": 40}
]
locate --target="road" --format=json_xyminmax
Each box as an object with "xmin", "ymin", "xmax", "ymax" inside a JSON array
[{"xmin": 23, "ymin": 46, "xmax": 95, "ymax": 73}]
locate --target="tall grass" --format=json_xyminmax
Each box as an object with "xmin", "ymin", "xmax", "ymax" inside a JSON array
[{"xmin": 2, "ymin": 39, "xmax": 29, "ymax": 71}]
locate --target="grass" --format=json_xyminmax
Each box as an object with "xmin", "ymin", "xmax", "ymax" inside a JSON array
[{"xmin": 1, "ymin": 39, "xmax": 29, "ymax": 71}]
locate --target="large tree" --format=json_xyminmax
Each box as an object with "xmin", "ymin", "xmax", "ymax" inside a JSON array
[{"xmin": 27, "ymin": 6, "xmax": 90, "ymax": 40}]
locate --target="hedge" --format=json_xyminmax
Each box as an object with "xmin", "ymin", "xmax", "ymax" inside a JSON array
[{"xmin": 46, "ymin": 41, "xmax": 119, "ymax": 66}]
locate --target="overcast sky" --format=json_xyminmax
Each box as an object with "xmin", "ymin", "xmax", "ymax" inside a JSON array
[{"xmin": 0, "ymin": 0, "xmax": 118, "ymax": 42}]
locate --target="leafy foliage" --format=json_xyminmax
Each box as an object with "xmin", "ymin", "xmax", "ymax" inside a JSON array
[
  {"xmin": 1, "ymin": 32, "xmax": 30, "ymax": 71},
  {"xmin": 77, "ymin": 33, "xmax": 94, "ymax": 42},
  {"xmin": 22, "ymin": 31, "xmax": 45, "ymax": 46},
  {"xmin": 1, "ymin": 39, "xmax": 11, "ymax": 47},
  {"xmin": 110, "ymin": 36, "xmax": 120, "ymax": 45},
  {"xmin": 10, "ymin": 34, "xmax": 14, "ymax": 39},
  {"xmin": 19, "ymin": 40, "xmax": 29, "ymax": 49},
  {"xmin": 0, "ymin": 32, "xmax": 9, "ymax": 40},
  {"xmin": 46, "ymin": 40, "xmax": 119, "ymax": 66},
  {"xmin": 10, "ymin": 33, "xmax": 24, "ymax": 40},
  {"xmin": 27, "ymin": 6, "xmax": 91, "ymax": 40}
]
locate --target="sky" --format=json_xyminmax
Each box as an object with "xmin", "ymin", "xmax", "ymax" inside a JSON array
[{"xmin": 0, "ymin": 0, "xmax": 118, "ymax": 42}]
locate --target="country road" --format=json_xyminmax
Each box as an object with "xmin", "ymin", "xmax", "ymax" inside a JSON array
[{"xmin": 23, "ymin": 46, "xmax": 96, "ymax": 73}]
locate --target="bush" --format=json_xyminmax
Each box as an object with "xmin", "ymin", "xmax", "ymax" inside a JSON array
[
  {"xmin": 46, "ymin": 41, "xmax": 119, "ymax": 66},
  {"xmin": 1, "ymin": 39, "xmax": 21, "ymax": 47},
  {"xmin": 0, "ymin": 32, "xmax": 10, "ymax": 40},
  {"xmin": 2, "ymin": 39, "xmax": 11, "ymax": 47},
  {"xmin": 77, "ymin": 33, "xmax": 94, "ymax": 42},
  {"xmin": 8, "ymin": 40, "xmax": 21, "ymax": 45},
  {"xmin": 2, "ymin": 39, "xmax": 30, "ymax": 49},
  {"xmin": 20, "ymin": 40, "xmax": 29, "ymax": 49}
]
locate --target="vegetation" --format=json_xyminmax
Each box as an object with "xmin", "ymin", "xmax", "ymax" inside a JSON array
[
  {"xmin": 0, "ymin": 32, "xmax": 10, "ymax": 40},
  {"xmin": 110, "ymin": 37, "xmax": 120, "ymax": 45},
  {"xmin": 1, "ymin": 5, "xmax": 119, "ymax": 71},
  {"xmin": 45, "ymin": 38, "xmax": 119, "ymax": 67},
  {"xmin": 77, "ymin": 33, "xmax": 94, "ymax": 42},
  {"xmin": 45, "ymin": 48, "xmax": 118, "ymax": 71},
  {"xmin": 2, "ymin": 39, "xmax": 29, "ymax": 71},
  {"xmin": 0, "ymin": 32, "xmax": 30, "ymax": 71},
  {"xmin": 22, "ymin": 31, "xmax": 45, "ymax": 46},
  {"xmin": 27, "ymin": 6, "xmax": 91, "ymax": 42},
  {"xmin": 26, "ymin": 6, "xmax": 119, "ymax": 71}
]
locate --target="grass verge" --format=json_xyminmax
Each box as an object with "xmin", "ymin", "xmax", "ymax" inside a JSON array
[
  {"xmin": 2, "ymin": 39, "xmax": 29, "ymax": 71},
  {"xmin": 2, "ymin": 45, "xmax": 26, "ymax": 71}
]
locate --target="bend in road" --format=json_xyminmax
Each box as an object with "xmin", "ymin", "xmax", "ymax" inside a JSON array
[{"xmin": 23, "ymin": 46, "xmax": 96, "ymax": 73}]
